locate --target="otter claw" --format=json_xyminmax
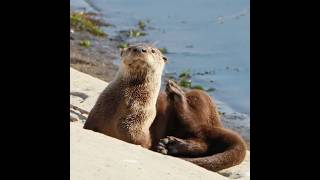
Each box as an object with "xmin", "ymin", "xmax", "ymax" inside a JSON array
[
  {"xmin": 160, "ymin": 149, "xmax": 168, "ymax": 155},
  {"xmin": 160, "ymin": 138, "xmax": 169, "ymax": 145},
  {"xmin": 158, "ymin": 142, "xmax": 165, "ymax": 147},
  {"xmin": 157, "ymin": 136, "xmax": 183, "ymax": 155},
  {"xmin": 165, "ymin": 80, "xmax": 184, "ymax": 98},
  {"xmin": 156, "ymin": 145, "xmax": 168, "ymax": 155}
]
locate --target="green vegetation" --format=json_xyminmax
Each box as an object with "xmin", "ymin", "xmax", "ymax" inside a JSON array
[
  {"xmin": 206, "ymin": 88, "xmax": 216, "ymax": 92},
  {"xmin": 191, "ymin": 85, "xmax": 205, "ymax": 90},
  {"xmin": 191, "ymin": 85, "xmax": 215, "ymax": 92},
  {"xmin": 178, "ymin": 69, "xmax": 192, "ymax": 88},
  {"xmin": 138, "ymin": 20, "xmax": 146, "ymax": 30},
  {"xmin": 179, "ymin": 69, "xmax": 191, "ymax": 79},
  {"xmin": 79, "ymin": 40, "xmax": 92, "ymax": 48},
  {"xmin": 125, "ymin": 29, "xmax": 147, "ymax": 38},
  {"xmin": 159, "ymin": 47, "xmax": 168, "ymax": 54},
  {"xmin": 176, "ymin": 69, "xmax": 216, "ymax": 92},
  {"xmin": 179, "ymin": 79, "xmax": 192, "ymax": 88},
  {"xmin": 70, "ymin": 12, "xmax": 107, "ymax": 37},
  {"xmin": 117, "ymin": 43, "xmax": 129, "ymax": 49}
]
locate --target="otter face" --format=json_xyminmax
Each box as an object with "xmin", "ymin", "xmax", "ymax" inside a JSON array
[{"xmin": 120, "ymin": 44, "xmax": 168, "ymax": 73}]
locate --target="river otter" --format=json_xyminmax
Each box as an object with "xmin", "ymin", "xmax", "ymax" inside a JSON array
[
  {"xmin": 153, "ymin": 80, "xmax": 247, "ymax": 171},
  {"xmin": 84, "ymin": 43, "xmax": 167, "ymax": 148},
  {"xmin": 84, "ymin": 43, "xmax": 246, "ymax": 172}
]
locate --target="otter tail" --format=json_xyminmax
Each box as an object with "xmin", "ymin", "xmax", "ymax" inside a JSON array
[{"xmin": 182, "ymin": 127, "xmax": 247, "ymax": 172}]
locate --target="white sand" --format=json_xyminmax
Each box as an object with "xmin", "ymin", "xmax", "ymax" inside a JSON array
[
  {"xmin": 71, "ymin": 123, "xmax": 230, "ymax": 180},
  {"xmin": 70, "ymin": 68, "xmax": 107, "ymax": 112}
]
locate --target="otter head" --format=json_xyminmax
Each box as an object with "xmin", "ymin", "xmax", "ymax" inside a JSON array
[{"xmin": 120, "ymin": 43, "xmax": 168, "ymax": 76}]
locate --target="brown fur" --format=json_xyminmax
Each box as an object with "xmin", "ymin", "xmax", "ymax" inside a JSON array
[
  {"xmin": 84, "ymin": 43, "xmax": 167, "ymax": 148},
  {"xmin": 84, "ymin": 43, "xmax": 247, "ymax": 172},
  {"xmin": 151, "ymin": 80, "xmax": 247, "ymax": 171}
]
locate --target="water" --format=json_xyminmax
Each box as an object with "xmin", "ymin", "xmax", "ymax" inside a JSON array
[{"xmin": 72, "ymin": 0, "xmax": 250, "ymax": 117}]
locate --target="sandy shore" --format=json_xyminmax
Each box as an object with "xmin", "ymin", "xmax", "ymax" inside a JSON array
[
  {"xmin": 70, "ymin": 68, "xmax": 250, "ymax": 180},
  {"xmin": 71, "ymin": 122, "xmax": 231, "ymax": 180}
]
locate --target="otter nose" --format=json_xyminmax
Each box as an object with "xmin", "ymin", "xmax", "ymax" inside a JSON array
[{"xmin": 133, "ymin": 47, "xmax": 147, "ymax": 53}]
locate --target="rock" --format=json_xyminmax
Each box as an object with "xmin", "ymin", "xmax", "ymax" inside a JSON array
[
  {"xmin": 70, "ymin": 112, "xmax": 78, "ymax": 122},
  {"xmin": 70, "ymin": 109, "xmax": 88, "ymax": 123}
]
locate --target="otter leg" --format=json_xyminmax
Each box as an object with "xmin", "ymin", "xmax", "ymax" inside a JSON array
[
  {"xmin": 165, "ymin": 80, "xmax": 191, "ymax": 116},
  {"xmin": 156, "ymin": 136, "xmax": 208, "ymax": 157},
  {"xmin": 165, "ymin": 80, "xmax": 194, "ymax": 125},
  {"xmin": 165, "ymin": 80, "xmax": 186, "ymax": 103}
]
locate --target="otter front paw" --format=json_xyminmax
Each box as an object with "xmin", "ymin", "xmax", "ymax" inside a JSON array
[
  {"xmin": 165, "ymin": 80, "xmax": 185, "ymax": 101},
  {"xmin": 156, "ymin": 143, "xmax": 168, "ymax": 155},
  {"xmin": 156, "ymin": 136, "xmax": 186, "ymax": 155}
]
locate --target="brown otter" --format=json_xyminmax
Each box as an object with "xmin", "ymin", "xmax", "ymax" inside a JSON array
[
  {"xmin": 84, "ymin": 43, "xmax": 246, "ymax": 172},
  {"xmin": 84, "ymin": 43, "xmax": 167, "ymax": 148},
  {"xmin": 152, "ymin": 80, "xmax": 247, "ymax": 171}
]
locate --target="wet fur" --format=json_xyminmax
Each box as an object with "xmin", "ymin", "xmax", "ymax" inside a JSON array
[{"xmin": 151, "ymin": 81, "xmax": 247, "ymax": 171}]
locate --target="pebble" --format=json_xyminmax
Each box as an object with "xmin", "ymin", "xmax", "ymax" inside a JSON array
[{"xmin": 70, "ymin": 112, "xmax": 79, "ymax": 122}]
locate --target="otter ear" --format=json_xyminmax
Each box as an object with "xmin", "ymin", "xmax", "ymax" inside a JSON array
[
  {"xmin": 162, "ymin": 56, "xmax": 168, "ymax": 63},
  {"xmin": 120, "ymin": 48, "xmax": 127, "ymax": 56}
]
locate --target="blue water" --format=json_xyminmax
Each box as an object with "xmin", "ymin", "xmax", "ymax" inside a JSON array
[{"xmin": 73, "ymin": 0, "xmax": 250, "ymax": 116}]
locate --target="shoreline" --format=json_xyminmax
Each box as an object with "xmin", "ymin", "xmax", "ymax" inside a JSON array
[{"xmin": 70, "ymin": 29, "xmax": 119, "ymax": 82}]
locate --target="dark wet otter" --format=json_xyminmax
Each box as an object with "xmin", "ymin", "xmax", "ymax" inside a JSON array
[{"xmin": 152, "ymin": 80, "xmax": 247, "ymax": 171}]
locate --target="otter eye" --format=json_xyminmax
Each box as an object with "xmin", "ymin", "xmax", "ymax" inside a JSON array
[
  {"xmin": 151, "ymin": 49, "xmax": 155, "ymax": 53},
  {"xmin": 162, "ymin": 57, "xmax": 168, "ymax": 62}
]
